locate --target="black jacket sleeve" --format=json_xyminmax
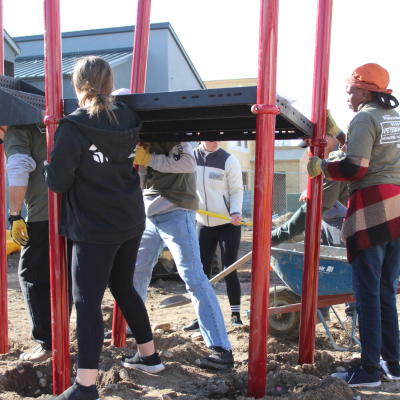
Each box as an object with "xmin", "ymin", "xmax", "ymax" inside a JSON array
[{"xmin": 43, "ymin": 123, "xmax": 82, "ymax": 194}]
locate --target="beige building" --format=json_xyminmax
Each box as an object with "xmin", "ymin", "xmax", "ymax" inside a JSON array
[
  {"xmin": 250, "ymin": 146, "xmax": 308, "ymax": 215},
  {"xmin": 203, "ymin": 78, "xmax": 257, "ymax": 174},
  {"xmin": 204, "ymin": 78, "xmax": 257, "ymax": 89},
  {"xmin": 203, "ymin": 78, "xmax": 308, "ymax": 217}
]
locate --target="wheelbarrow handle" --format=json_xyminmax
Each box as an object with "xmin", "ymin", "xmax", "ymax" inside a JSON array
[{"xmin": 197, "ymin": 210, "xmax": 253, "ymax": 227}]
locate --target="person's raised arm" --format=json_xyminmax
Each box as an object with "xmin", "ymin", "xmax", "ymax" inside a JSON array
[
  {"xmin": 138, "ymin": 142, "xmax": 197, "ymax": 174},
  {"xmin": 308, "ymin": 113, "xmax": 373, "ymax": 180}
]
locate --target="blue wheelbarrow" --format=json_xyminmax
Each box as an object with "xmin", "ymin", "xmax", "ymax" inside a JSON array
[{"xmin": 265, "ymin": 243, "xmax": 360, "ymax": 350}]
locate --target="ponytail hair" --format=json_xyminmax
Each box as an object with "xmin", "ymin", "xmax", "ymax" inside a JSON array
[
  {"xmin": 372, "ymin": 91, "xmax": 399, "ymax": 109},
  {"xmin": 72, "ymin": 56, "xmax": 118, "ymax": 123}
]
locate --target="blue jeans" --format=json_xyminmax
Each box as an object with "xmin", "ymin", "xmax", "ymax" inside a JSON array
[
  {"xmin": 133, "ymin": 210, "xmax": 231, "ymax": 350},
  {"xmin": 351, "ymin": 238, "xmax": 400, "ymax": 367}
]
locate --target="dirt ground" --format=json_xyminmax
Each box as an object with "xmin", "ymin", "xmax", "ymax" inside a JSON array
[{"xmin": 1, "ymin": 228, "xmax": 400, "ymax": 400}]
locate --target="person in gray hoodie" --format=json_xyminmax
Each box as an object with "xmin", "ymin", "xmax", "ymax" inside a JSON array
[
  {"xmin": 130, "ymin": 140, "xmax": 234, "ymax": 370},
  {"xmin": 44, "ymin": 56, "xmax": 164, "ymax": 400}
]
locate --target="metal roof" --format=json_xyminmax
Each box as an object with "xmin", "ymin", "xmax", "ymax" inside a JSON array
[
  {"xmin": 12, "ymin": 23, "xmax": 205, "ymax": 89},
  {"xmin": 15, "ymin": 50, "xmax": 133, "ymax": 79}
]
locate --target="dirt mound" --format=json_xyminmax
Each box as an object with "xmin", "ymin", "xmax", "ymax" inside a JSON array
[
  {"xmin": 266, "ymin": 372, "xmax": 355, "ymax": 399},
  {"xmin": 0, "ymin": 361, "xmax": 53, "ymax": 397},
  {"xmin": 3, "ymin": 235, "xmax": 399, "ymax": 400}
]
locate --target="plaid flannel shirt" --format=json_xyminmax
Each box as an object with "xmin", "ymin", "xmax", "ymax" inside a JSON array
[{"xmin": 342, "ymin": 184, "xmax": 400, "ymax": 262}]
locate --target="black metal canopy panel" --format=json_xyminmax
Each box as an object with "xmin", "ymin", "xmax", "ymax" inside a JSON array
[
  {"xmin": 0, "ymin": 75, "xmax": 314, "ymax": 141},
  {"xmin": 0, "ymin": 75, "xmax": 45, "ymax": 126}
]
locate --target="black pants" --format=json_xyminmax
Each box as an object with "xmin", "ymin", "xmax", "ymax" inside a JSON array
[
  {"xmin": 18, "ymin": 221, "xmax": 73, "ymax": 350},
  {"xmin": 71, "ymin": 235, "xmax": 153, "ymax": 369},
  {"xmin": 197, "ymin": 222, "xmax": 241, "ymax": 309}
]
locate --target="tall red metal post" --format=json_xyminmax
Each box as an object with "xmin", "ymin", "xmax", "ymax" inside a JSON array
[
  {"xmin": 0, "ymin": 0, "xmax": 9, "ymax": 355},
  {"xmin": 111, "ymin": 0, "xmax": 152, "ymax": 348},
  {"xmin": 247, "ymin": 0, "xmax": 279, "ymax": 397},
  {"xmin": 43, "ymin": 0, "xmax": 71, "ymax": 393},
  {"xmin": 130, "ymin": 0, "xmax": 151, "ymax": 94},
  {"xmin": 298, "ymin": 0, "xmax": 333, "ymax": 365}
]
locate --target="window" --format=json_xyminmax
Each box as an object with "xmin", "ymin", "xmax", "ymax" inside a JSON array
[
  {"xmin": 4, "ymin": 61, "xmax": 14, "ymax": 78},
  {"xmin": 229, "ymin": 140, "xmax": 249, "ymax": 153}
]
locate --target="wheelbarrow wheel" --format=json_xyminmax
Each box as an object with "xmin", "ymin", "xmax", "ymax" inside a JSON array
[{"xmin": 268, "ymin": 286, "xmax": 301, "ymax": 341}]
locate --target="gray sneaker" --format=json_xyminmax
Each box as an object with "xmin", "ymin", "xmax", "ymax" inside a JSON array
[
  {"xmin": 19, "ymin": 344, "xmax": 52, "ymax": 363},
  {"xmin": 54, "ymin": 381, "xmax": 99, "ymax": 400},
  {"xmin": 121, "ymin": 352, "xmax": 165, "ymax": 374}
]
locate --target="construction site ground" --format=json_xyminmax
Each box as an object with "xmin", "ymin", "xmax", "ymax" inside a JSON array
[{"xmin": 1, "ymin": 227, "xmax": 400, "ymax": 400}]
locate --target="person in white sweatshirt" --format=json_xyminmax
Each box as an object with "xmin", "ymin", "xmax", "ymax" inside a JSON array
[{"xmin": 183, "ymin": 141, "xmax": 243, "ymax": 332}]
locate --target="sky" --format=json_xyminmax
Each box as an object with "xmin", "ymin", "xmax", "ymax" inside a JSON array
[{"xmin": 3, "ymin": 0, "xmax": 400, "ymax": 131}]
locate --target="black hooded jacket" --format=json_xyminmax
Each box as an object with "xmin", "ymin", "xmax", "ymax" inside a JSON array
[{"xmin": 43, "ymin": 103, "xmax": 145, "ymax": 243}]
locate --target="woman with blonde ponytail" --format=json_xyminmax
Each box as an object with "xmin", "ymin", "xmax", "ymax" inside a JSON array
[{"xmin": 44, "ymin": 56, "xmax": 164, "ymax": 400}]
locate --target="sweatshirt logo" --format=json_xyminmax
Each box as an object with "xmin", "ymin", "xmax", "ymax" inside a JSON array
[
  {"xmin": 172, "ymin": 144, "xmax": 183, "ymax": 161},
  {"xmin": 89, "ymin": 144, "xmax": 108, "ymax": 163},
  {"xmin": 209, "ymin": 171, "xmax": 224, "ymax": 181}
]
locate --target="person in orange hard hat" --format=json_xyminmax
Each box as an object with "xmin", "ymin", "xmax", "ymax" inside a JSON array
[{"xmin": 308, "ymin": 63, "xmax": 400, "ymax": 387}]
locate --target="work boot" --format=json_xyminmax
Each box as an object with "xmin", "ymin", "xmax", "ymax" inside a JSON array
[
  {"xmin": 19, "ymin": 344, "xmax": 52, "ymax": 363},
  {"xmin": 121, "ymin": 352, "xmax": 165, "ymax": 374},
  {"xmin": 199, "ymin": 347, "xmax": 234, "ymax": 370}
]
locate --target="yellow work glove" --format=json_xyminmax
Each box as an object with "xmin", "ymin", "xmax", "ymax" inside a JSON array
[
  {"xmin": 133, "ymin": 144, "xmax": 151, "ymax": 167},
  {"xmin": 307, "ymin": 157, "xmax": 323, "ymax": 178},
  {"xmin": 326, "ymin": 110, "xmax": 342, "ymax": 138},
  {"xmin": 9, "ymin": 216, "xmax": 29, "ymax": 246}
]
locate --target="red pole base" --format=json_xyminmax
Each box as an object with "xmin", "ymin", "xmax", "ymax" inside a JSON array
[{"xmin": 111, "ymin": 301, "xmax": 127, "ymax": 347}]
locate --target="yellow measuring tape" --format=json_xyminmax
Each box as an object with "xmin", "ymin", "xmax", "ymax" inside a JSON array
[{"xmin": 197, "ymin": 210, "xmax": 253, "ymax": 227}]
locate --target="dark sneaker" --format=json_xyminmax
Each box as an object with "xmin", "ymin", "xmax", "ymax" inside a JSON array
[
  {"xmin": 121, "ymin": 352, "xmax": 165, "ymax": 374},
  {"xmin": 54, "ymin": 381, "xmax": 99, "ymax": 400},
  {"xmin": 380, "ymin": 360, "xmax": 400, "ymax": 381},
  {"xmin": 199, "ymin": 347, "xmax": 234, "ymax": 370},
  {"xmin": 20, "ymin": 344, "xmax": 52, "ymax": 363},
  {"xmin": 183, "ymin": 319, "xmax": 200, "ymax": 332},
  {"xmin": 331, "ymin": 364, "xmax": 381, "ymax": 387},
  {"xmin": 104, "ymin": 330, "xmax": 134, "ymax": 340},
  {"xmin": 231, "ymin": 316, "xmax": 243, "ymax": 326}
]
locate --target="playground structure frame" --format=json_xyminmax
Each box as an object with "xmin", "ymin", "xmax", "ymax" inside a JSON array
[{"xmin": 0, "ymin": 0, "xmax": 334, "ymax": 397}]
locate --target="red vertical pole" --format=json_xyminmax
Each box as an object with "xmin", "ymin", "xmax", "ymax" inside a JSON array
[
  {"xmin": 247, "ymin": 0, "xmax": 279, "ymax": 397},
  {"xmin": 111, "ymin": 0, "xmax": 152, "ymax": 348},
  {"xmin": 130, "ymin": 0, "xmax": 152, "ymax": 94},
  {"xmin": 43, "ymin": 0, "xmax": 70, "ymax": 393},
  {"xmin": 0, "ymin": 0, "xmax": 9, "ymax": 355},
  {"xmin": 298, "ymin": 0, "xmax": 332, "ymax": 365},
  {"xmin": 0, "ymin": 0, "xmax": 3, "ymax": 75}
]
